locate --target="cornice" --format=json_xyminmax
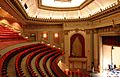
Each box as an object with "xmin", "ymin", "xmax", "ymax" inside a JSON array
[
  {"xmin": 88, "ymin": 2, "xmax": 120, "ymax": 21},
  {"xmin": 38, "ymin": 0, "xmax": 93, "ymax": 11},
  {"xmin": 85, "ymin": 24, "xmax": 120, "ymax": 34},
  {"xmin": 9, "ymin": 0, "xmax": 29, "ymax": 20}
]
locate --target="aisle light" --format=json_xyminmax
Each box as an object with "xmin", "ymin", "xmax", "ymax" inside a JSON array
[
  {"xmin": 53, "ymin": 45, "xmax": 55, "ymax": 47},
  {"xmin": 25, "ymin": 36, "xmax": 28, "ymax": 39}
]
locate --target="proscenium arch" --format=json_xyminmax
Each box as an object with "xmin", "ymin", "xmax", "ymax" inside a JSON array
[{"xmin": 70, "ymin": 33, "xmax": 85, "ymax": 57}]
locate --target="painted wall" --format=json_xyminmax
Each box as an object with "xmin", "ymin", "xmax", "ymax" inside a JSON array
[{"xmin": 24, "ymin": 25, "xmax": 64, "ymax": 49}]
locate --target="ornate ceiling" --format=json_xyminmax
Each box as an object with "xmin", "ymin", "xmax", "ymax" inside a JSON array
[
  {"xmin": 0, "ymin": 0, "xmax": 119, "ymax": 22},
  {"xmin": 18, "ymin": 0, "xmax": 117, "ymax": 19}
]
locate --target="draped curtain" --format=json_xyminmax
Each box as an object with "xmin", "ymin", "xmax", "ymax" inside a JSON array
[{"xmin": 102, "ymin": 36, "xmax": 120, "ymax": 46}]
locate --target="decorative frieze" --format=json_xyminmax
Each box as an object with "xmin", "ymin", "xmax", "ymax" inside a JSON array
[
  {"xmin": 85, "ymin": 29, "xmax": 93, "ymax": 34},
  {"xmin": 97, "ymin": 26, "xmax": 113, "ymax": 33},
  {"xmin": 85, "ymin": 25, "xmax": 120, "ymax": 34},
  {"xmin": 112, "ymin": 24, "xmax": 120, "ymax": 32}
]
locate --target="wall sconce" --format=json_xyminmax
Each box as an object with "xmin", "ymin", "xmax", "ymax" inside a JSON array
[
  {"xmin": 43, "ymin": 33, "xmax": 47, "ymax": 38},
  {"xmin": 54, "ymin": 33, "xmax": 58, "ymax": 38}
]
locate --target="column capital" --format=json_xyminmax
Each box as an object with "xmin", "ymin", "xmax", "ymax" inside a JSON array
[{"xmin": 64, "ymin": 30, "xmax": 70, "ymax": 35}]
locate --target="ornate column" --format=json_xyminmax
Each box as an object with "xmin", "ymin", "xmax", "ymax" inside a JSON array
[
  {"xmin": 99, "ymin": 34, "xmax": 103, "ymax": 73},
  {"xmin": 64, "ymin": 30, "xmax": 70, "ymax": 69},
  {"xmin": 93, "ymin": 29, "xmax": 99, "ymax": 72},
  {"xmin": 85, "ymin": 29, "xmax": 93, "ymax": 71}
]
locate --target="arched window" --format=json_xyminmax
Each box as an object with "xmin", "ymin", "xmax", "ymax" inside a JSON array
[{"xmin": 70, "ymin": 33, "xmax": 85, "ymax": 57}]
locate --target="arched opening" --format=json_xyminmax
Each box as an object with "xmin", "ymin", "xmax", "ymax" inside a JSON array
[{"xmin": 70, "ymin": 33, "xmax": 85, "ymax": 57}]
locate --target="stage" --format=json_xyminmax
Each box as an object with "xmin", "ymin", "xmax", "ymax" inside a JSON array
[{"xmin": 91, "ymin": 70, "xmax": 120, "ymax": 77}]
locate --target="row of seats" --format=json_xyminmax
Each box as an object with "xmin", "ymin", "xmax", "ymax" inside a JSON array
[
  {"xmin": 35, "ymin": 48, "xmax": 57, "ymax": 77},
  {"xmin": 50, "ymin": 51, "xmax": 67, "ymax": 77},
  {"xmin": 0, "ymin": 43, "xmax": 41, "ymax": 77},
  {"xmin": 25, "ymin": 46, "xmax": 52, "ymax": 77},
  {"xmin": 0, "ymin": 24, "xmax": 28, "ymax": 51},
  {"xmin": 0, "ymin": 25, "xmax": 26, "ymax": 40},
  {"xmin": 15, "ymin": 44, "xmax": 44, "ymax": 77},
  {"xmin": 0, "ymin": 43, "xmax": 68, "ymax": 77},
  {"xmin": 35, "ymin": 49, "xmax": 49, "ymax": 77},
  {"xmin": 43, "ymin": 50, "xmax": 58, "ymax": 77}
]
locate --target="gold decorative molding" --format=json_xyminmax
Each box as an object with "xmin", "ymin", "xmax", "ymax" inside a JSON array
[{"xmin": 88, "ymin": 2, "xmax": 120, "ymax": 21}]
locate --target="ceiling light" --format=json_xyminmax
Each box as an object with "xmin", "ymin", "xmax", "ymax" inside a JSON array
[{"xmin": 42, "ymin": 0, "xmax": 86, "ymax": 8}]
